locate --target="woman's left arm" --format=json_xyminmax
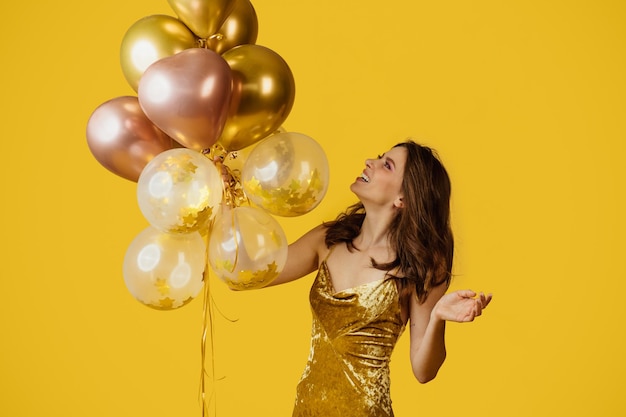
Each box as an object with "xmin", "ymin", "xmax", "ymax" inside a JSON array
[{"xmin": 408, "ymin": 286, "xmax": 492, "ymax": 383}]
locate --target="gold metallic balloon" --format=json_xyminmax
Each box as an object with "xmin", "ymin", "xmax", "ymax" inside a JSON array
[
  {"xmin": 219, "ymin": 45, "xmax": 296, "ymax": 151},
  {"xmin": 120, "ymin": 14, "xmax": 197, "ymax": 92},
  {"xmin": 205, "ymin": 0, "xmax": 258, "ymax": 54},
  {"xmin": 137, "ymin": 148, "xmax": 223, "ymax": 234},
  {"xmin": 123, "ymin": 226, "xmax": 206, "ymax": 310},
  {"xmin": 167, "ymin": 0, "xmax": 236, "ymax": 39},
  {"xmin": 208, "ymin": 206, "xmax": 288, "ymax": 290},
  {"xmin": 242, "ymin": 132, "xmax": 329, "ymax": 216},
  {"xmin": 86, "ymin": 96, "xmax": 179, "ymax": 182},
  {"xmin": 138, "ymin": 48, "xmax": 233, "ymax": 151}
]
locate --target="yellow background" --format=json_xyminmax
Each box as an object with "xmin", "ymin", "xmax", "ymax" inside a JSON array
[{"xmin": 1, "ymin": 0, "xmax": 624, "ymax": 416}]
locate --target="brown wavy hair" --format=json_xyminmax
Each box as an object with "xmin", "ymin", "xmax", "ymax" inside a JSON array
[{"xmin": 324, "ymin": 140, "xmax": 454, "ymax": 303}]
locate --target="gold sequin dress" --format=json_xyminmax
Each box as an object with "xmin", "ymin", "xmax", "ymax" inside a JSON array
[{"xmin": 292, "ymin": 260, "xmax": 405, "ymax": 417}]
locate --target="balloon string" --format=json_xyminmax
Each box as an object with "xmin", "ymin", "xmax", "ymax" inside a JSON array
[
  {"xmin": 198, "ymin": 150, "xmax": 249, "ymax": 414},
  {"xmin": 228, "ymin": 207, "xmax": 239, "ymax": 275},
  {"xmin": 198, "ymin": 189, "xmax": 240, "ymax": 417},
  {"xmin": 204, "ymin": 144, "xmax": 249, "ymax": 209},
  {"xmin": 199, "ymin": 255, "xmax": 240, "ymax": 417},
  {"xmin": 210, "ymin": 154, "xmax": 247, "ymax": 275},
  {"xmin": 200, "ymin": 267, "xmax": 216, "ymax": 417}
]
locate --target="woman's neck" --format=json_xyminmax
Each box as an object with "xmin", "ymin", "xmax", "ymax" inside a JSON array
[{"xmin": 353, "ymin": 210, "xmax": 395, "ymax": 250}]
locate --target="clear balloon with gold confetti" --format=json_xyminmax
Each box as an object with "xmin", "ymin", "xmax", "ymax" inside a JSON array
[
  {"xmin": 208, "ymin": 205, "xmax": 288, "ymax": 290},
  {"xmin": 242, "ymin": 131, "xmax": 329, "ymax": 217},
  {"xmin": 123, "ymin": 226, "xmax": 206, "ymax": 310},
  {"xmin": 137, "ymin": 148, "xmax": 223, "ymax": 234}
]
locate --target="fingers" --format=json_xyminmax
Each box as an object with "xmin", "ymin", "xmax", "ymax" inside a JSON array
[
  {"xmin": 456, "ymin": 289, "xmax": 477, "ymax": 299},
  {"xmin": 472, "ymin": 292, "xmax": 492, "ymax": 320},
  {"xmin": 477, "ymin": 292, "xmax": 493, "ymax": 310},
  {"xmin": 473, "ymin": 298, "xmax": 483, "ymax": 318},
  {"xmin": 447, "ymin": 290, "xmax": 492, "ymax": 322},
  {"xmin": 465, "ymin": 291, "xmax": 493, "ymax": 307}
]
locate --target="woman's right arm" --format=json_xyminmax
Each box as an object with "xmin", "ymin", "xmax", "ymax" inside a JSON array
[{"xmin": 266, "ymin": 224, "xmax": 328, "ymax": 287}]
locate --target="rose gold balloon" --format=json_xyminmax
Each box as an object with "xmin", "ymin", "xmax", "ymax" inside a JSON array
[
  {"xmin": 206, "ymin": 0, "xmax": 258, "ymax": 54},
  {"xmin": 138, "ymin": 48, "xmax": 233, "ymax": 151},
  {"xmin": 86, "ymin": 96, "xmax": 178, "ymax": 182},
  {"xmin": 218, "ymin": 45, "xmax": 296, "ymax": 151},
  {"xmin": 167, "ymin": 0, "xmax": 236, "ymax": 39}
]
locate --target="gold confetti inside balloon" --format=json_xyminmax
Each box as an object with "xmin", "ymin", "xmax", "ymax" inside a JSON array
[
  {"xmin": 242, "ymin": 132, "xmax": 329, "ymax": 217},
  {"xmin": 208, "ymin": 206, "xmax": 288, "ymax": 290},
  {"xmin": 137, "ymin": 148, "xmax": 223, "ymax": 233},
  {"xmin": 123, "ymin": 226, "xmax": 206, "ymax": 310}
]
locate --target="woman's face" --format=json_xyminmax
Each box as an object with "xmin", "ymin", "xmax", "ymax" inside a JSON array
[{"xmin": 350, "ymin": 146, "xmax": 407, "ymax": 209}]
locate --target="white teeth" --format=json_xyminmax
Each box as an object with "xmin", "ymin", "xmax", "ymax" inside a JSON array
[{"xmin": 360, "ymin": 173, "xmax": 370, "ymax": 182}]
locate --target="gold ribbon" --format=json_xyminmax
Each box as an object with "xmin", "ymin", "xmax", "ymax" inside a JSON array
[
  {"xmin": 199, "ymin": 146, "xmax": 244, "ymax": 416},
  {"xmin": 199, "ymin": 267, "xmax": 240, "ymax": 416},
  {"xmin": 199, "ymin": 266, "xmax": 216, "ymax": 417}
]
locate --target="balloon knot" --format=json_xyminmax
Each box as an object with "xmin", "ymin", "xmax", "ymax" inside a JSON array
[{"xmin": 197, "ymin": 33, "xmax": 225, "ymax": 48}]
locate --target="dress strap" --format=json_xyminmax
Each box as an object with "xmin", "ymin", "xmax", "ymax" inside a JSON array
[{"xmin": 323, "ymin": 245, "xmax": 337, "ymax": 263}]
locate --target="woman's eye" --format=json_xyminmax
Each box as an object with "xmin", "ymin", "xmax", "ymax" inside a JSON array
[{"xmin": 376, "ymin": 153, "xmax": 391, "ymax": 169}]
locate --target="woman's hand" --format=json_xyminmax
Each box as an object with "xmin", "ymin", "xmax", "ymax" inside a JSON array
[{"xmin": 432, "ymin": 290, "xmax": 492, "ymax": 323}]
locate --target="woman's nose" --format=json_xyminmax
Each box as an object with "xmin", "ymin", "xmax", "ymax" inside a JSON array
[{"xmin": 365, "ymin": 159, "xmax": 373, "ymax": 168}]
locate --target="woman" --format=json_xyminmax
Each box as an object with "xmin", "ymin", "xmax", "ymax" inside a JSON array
[{"xmin": 269, "ymin": 140, "xmax": 491, "ymax": 416}]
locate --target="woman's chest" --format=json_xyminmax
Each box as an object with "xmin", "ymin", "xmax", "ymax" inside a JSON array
[{"xmin": 325, "ymin": 245, "xmax": 393, "ymax": 293}]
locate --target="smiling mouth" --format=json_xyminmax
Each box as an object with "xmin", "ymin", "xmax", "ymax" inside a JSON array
[{"xmin": 359, "ymin": 173, "xmax": 370, "ymax": 182}]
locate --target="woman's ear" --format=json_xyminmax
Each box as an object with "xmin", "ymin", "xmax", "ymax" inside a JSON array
[{"xmin": 394, "ymin": 196, "xmax": 404, "ymax": 209}]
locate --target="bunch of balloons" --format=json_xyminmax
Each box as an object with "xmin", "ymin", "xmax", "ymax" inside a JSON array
[{"xmin": 86, "ymin": 0, "xmax": 329, "ymax": 310}]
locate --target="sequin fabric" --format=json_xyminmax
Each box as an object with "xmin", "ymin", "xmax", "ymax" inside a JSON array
[{"xmin": 292, "ymin": 260, "xmax": 405, "ymax": 417}]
